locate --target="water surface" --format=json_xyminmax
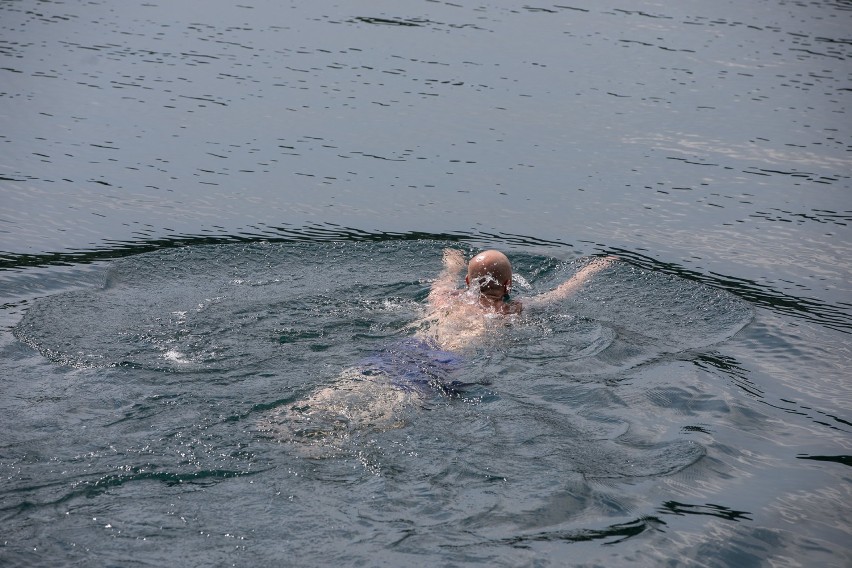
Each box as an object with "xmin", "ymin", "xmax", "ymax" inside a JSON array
[{"xmin": 1, "ymin": 0, "xmax": 850, "ymax": 566}]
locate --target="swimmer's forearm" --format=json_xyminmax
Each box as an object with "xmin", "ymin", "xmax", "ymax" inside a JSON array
[
  {"xmin": 434, "ymin": 249, "xmax": 465, "ymax": 285},
  {"xmin": 429, "ymin": 248, "xmax": 466, "ymax": 302},
  {"xmin": 441, "ymin": 248, "xmax": 465, "ymax": 274},
  {"xmin": 528, "ymin": 256, "xmax": 615, "ymax": 305}
]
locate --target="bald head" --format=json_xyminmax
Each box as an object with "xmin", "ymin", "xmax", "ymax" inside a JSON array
[{"xmin": 466, "ymin": 250, "xmax": 513, "ymax": 298}]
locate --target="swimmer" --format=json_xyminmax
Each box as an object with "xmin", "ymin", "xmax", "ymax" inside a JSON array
[
  {"xmin": 259, "ymin": 249, "xmax": 615, "ymax": 448},
  {"xmin": 420, "ymin": 249, "xmax": 615, "ymax": 351}
]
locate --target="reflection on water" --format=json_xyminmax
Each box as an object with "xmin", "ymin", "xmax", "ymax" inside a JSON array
[
  {"xmin": 798, "ymin": 455, "xmax": 852, "ymax": 467},
  {"xmin": 625, "ymin": 132, "xmax": 852, "ymax": 173},
  {"xmin": 658, "ymin": 501, "xmax": 752, "ymax": 522}
]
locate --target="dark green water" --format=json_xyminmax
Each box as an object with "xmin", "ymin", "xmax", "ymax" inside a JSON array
[{"xmin": 1, "ymin": 1, "xmax": 850, "ymax": 566}]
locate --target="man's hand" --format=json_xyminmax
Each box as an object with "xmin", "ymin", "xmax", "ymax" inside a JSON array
[{"xmin": 525, "ymin": 255, "xmax": 617, "ymax": 307}]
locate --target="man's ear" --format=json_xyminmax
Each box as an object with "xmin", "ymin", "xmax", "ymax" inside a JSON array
[{"xmin": 504, "ymin": 279, "xmax": 512, "ymax": 293}]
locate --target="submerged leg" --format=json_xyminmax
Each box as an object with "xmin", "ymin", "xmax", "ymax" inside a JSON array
[{"xmin": 256, "ymin": 368, "xmax": 423, "ymax": 457}]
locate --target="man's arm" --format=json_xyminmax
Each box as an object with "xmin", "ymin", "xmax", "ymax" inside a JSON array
[
  {"xmin": 428, "ymin": 248, "xmax": 466, "ymax": 307},
  {"xmin": 525, "ymin": 256, "xmax": 616, "ymax": 307}
]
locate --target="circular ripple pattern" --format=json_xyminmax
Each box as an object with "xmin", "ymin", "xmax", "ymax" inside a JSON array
[{"xmin": 14, "ymin": 242, "xmax": 751, "ymax": 377}]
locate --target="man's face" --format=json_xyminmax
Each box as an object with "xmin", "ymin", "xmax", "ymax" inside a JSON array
[{"xmin": 472, "ymin": 274, "xmax": 509, "ymax": 301}]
